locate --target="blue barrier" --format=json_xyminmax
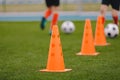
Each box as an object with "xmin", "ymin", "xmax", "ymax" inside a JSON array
[{"xmin": 0, "ymin": 12, "xmax": 119, "ymax": 21}]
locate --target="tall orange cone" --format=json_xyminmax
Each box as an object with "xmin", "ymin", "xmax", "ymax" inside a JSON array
[
  {"xmin": 94, "ymin": 16, "xmax": 110, "ymax": 46},
  {"xmin": 76, "ymin": 19, "xmax": 99, "ymax": 56},
  {"xmin": 40, "ymin": 25, "xmax": 72, "ymax": 72}
]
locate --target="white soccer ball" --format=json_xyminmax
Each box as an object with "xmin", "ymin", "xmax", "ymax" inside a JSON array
[
  {"xmin": 61, "ymin": 21, "xmax": 75, "ymax": 34},
  {"xmin": 104, "ymin": 23, "xmax": 119, "ymax": 38}
]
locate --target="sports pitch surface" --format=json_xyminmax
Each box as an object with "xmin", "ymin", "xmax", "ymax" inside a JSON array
[{"xmin": 0, "ymin": 21, "xmax": 120, "ymax": 80}]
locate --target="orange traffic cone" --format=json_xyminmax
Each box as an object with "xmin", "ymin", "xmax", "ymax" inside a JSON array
[
  {"xmin": 76, "ymin": 19, "xmax": 99, "ymax": 56},
  {"xmin": 40, "ymin": 25, "xmax": 72, "ymax": 72},
  {"xmin": 94, "ymin": 16, "xmax": 110, "ymax": 46}
]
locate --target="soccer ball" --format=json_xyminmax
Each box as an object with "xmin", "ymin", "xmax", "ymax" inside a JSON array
[
  {"xmin": 104, "ymin": 23, "xmax": 119, "ymax": 38},
  {"xmin": 61, "ymin": 21, "xmax": 75, "ymax": 34}
]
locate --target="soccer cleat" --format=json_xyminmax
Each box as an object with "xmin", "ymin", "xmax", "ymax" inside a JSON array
[{"xmin": 40, "ymin": 17, "xmax": 47, "ymax": 30}]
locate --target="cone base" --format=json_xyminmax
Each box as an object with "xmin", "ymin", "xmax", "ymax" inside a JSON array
[
  {"xmin": 76, "ymin": 52, "xmax": 99, "ymax": 56},
  {"xmin": 40, "ymin": 69, "xmax": 72, "ymax": 72},
  {"xmin": 95, "ymin": 43, "xmax": 110, "ymax": 46}
]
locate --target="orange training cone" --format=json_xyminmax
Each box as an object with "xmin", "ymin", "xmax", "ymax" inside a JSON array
[
  {"xmin": 40, "ymin": 25, "xmax": 72, "ymax": 72},
  {"xmin": 76, "ymin": 19, "xmax": 99, "ymax": 56},
  {"xmin": 94, "ymin": 16, "xmax": 110, "ymax": 46}
]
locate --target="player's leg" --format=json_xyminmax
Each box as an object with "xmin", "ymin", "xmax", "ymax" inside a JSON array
[
  {"xmin": 41, "ymin": 8, "xmax": 52, "ymax": 30},
  {"xmin": 40, "ymin": 0, "xmax": 52, "ymax": 30},
  {"xmin": 49, "ymin": 0, "xmax": 60, "ymax": 35},
  {"xmin": 111, "ymin": 10, "xmax": 119, "ymax": 25},
  {"xmin": 49, "ymin": 7, "xmax": 59, "ymax": 34},
  {"xmin": 111, "ymin": 0, "xmax": 119, "ymax": 26},
  {"xmin": 100, "ymin": 0, "xmax": 109, "ymax": 24}
]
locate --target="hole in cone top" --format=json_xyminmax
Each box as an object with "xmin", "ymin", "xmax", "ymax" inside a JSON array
[
  {"xmin": 57, "ymin": 35, "xmax": 60, "ymax": 38},
  {"xmin": 51, "ymin": 53, "xmax": 54, "ymax": 56},
  {"xmin": 97, "ymin": 33, "xmax": 100, "ymax": 36},
  {"xmin": 85, "ymin": 40, "xmax": 88, "ymax": 44},
  {"xmin": 52, "ymin": 35, "xmax": 55, "ymax": 38},
  {"xmin": 52, "ymin": 44, "xmax": 55, "ymax": 48},
  {"xmin": 85, "ymin": 33, "xmax": 88, "ymax": 36},
  {"xmin": 98, "ymin": 21, "xmax": 101, "ymax": 24},
  {"xmin": 86, "ymin": 26, "xmax": 89, "ymax": 29}
]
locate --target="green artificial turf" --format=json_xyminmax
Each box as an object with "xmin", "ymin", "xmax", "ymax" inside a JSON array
[{"xmin": 0, "ymin": 21, "xmax": 120, "ymax": 80}]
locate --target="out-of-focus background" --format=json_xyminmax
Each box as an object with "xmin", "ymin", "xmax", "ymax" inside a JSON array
[
  {"xmin": 0, "ymin": 0, "xmax": 111, "ymax": 12},
  {"xmin": 0, "ymin": 0, "xmax": 116, "ymax": 21}
]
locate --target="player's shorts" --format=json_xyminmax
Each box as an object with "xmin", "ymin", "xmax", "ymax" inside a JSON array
[
  {"xmin": 102, "ymin": 0, "xmax": 120, "ymax": 11},
  {"xmin": 45, "ymin": 0, "xmax": 60, "ymax": 7}
]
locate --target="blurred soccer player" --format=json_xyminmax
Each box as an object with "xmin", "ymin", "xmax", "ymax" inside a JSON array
[
  {"xmin": 40, "ymin": 0, "xmax": 60, "ymax": 34},
  {"xmin": 100, "ymin": 0, "xmax": 120, "ymax": 26}
]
